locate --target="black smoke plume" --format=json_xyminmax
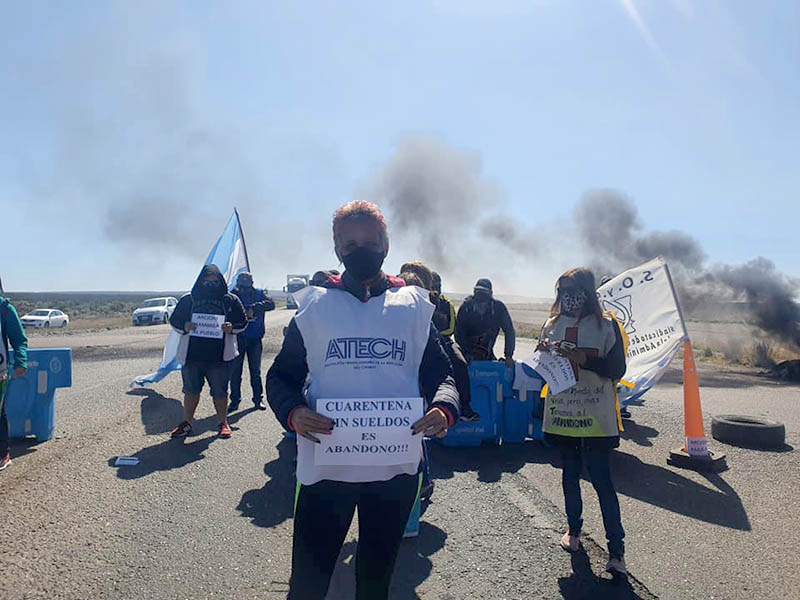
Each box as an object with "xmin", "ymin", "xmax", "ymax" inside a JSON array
[
  {"xmin": 363, "ymin": 137, "xmax": 540, "ymax": 275},
  {"xmin": 575, "ymin": 190, "xmax": 800, "ymax": 347}
]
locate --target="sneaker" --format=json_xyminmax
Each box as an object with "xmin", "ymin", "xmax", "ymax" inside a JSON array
[
  {"xmin": 606, "ymin": 556, "xmax": 627, "ymax": 577},
  {"xmin": 560, "ymin": 531, "xmax": 581, "ymax": 552},
  {"xmin": 460, "ymin": 409, "xmax": 481, "ymax": 422},
  {"xmin": 227, "ymin": 401, "xmax": 240, "ymax": 414},
  {"xmin": 219, "ymin": 422, "xmax": 232, "ymax": 438},
  {"xmin": 253, "ymin": 400, "xmax": 267, "ymax": 411},
  {"xmin": 0, "ymin": 452, "xmax": 11, "ymax": 471},
  {"xmin": 170, "ymin": 421, "xmax": 192, "ymax": 438},
  {"xmin": 420, "ymin": 481, "xmax": 435, "ymax": 501},
  {"xmin": 620, "ymin": 408, "xmax": 632, "ymax": 419}
]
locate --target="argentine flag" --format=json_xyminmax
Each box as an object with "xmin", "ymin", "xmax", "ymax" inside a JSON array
[{"xmin": 132, "ymin": 210, "xmax": 250, "ymax": 386}]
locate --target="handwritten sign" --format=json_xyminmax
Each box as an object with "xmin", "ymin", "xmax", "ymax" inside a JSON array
[
  {"xmin": 190, "ymin": 313, "xmax": 225, "ymax": 339},
  {"xmin": 315, "ymin": 397, "xmax": 424, "ymax": 466},
  {"xmin": 523, "ymin": 350, "xmax": 576, "ymax": 395}
]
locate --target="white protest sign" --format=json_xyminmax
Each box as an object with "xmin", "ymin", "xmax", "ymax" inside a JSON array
[
  {"xmin": 315, "ymin": 397, "xmax": 424, "ymax": 467},
  {"xmin": 190, "ymin": 313, "xmax": 225, "ymax": 339},
  {"xmin": 597, "ymin": 257, "xmax": 687, "ymax": 402},
  {"xmin": 523, "ymin": 350, "xmax": 576, "ymax": 395}
]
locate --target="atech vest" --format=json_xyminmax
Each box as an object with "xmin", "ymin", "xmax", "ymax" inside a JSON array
[
  {"xmin": 293, "ymin": 285, "xmax": 434, "ymax": 485},
  {"xmin": 542, "ymin": 314, "xmax": 619, "ymax": 438}
]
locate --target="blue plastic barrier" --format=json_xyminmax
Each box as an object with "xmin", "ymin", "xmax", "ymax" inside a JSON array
[
  {"xmin": 504, "ymin": 363, "xmax": 545, "ymax": 444},
  {"xmin": 441, "ymin": 361, "xmax": 507, "ymax": 447},
  {"xmin": 5, "ymin": 348, "xmax": 72, "ymax": 441}
]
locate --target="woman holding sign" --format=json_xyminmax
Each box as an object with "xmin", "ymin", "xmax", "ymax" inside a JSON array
[
  {"xmin": 539, "ymin": 267, "xmax": 628, "ymax": 577},
  {"xmin": 266, "ymin": 201, "xmax": 459, "ymax": 600}
]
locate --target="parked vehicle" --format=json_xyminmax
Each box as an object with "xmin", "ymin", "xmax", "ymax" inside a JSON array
[
  {"xmin": 21, "ymin": 309, "xmax": 69, "ymax": 329},
  {"xmin": 283, "ymin": 274, "xmax": 309, "ymax": 309},
  {"xmin": 132, "ymin": 297, "xmax": 178, "ymax": 326}
]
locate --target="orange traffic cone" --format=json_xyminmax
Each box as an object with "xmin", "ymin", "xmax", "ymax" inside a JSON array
[{"xmin": 667, "ymin": 340, "xmax": 727, "ymax": 471}]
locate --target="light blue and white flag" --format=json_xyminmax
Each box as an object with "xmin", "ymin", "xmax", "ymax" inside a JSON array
[{"xmin": 132, "ymin": 210, "xmax": 251, "ymax": 386}]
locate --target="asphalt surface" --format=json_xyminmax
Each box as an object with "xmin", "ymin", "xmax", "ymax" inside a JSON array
[{"xmin": 1, "ymin": 315, "xmax": 797, "ymax": 599}]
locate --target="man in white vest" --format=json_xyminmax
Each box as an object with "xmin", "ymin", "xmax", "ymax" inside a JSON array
[{"xmin": 266, "ymin": 201, "xmax": 459, "ymax": 600}]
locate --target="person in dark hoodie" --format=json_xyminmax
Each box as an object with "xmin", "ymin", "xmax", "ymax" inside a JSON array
[
  {"xmin": 228, "ymin": 272, "xmax": 275, "ymax": 413},
  {"xmin": 169, "ymin": 265, "xmax": 247, "ymax": 439},
  {"xmin": 0, "ymin": 278, "xmax": 28, "ymax": 471},
  {"xmin": 266, "ymin": 201, "xmax": 459, "ymax": 600}
]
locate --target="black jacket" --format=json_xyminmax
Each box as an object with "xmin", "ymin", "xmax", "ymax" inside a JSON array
[
  {"xmin": 266, "ymin": 270, "xmax": 460, "ymax": 431},
  {"xmin": 455, "ymin": 296, "xmax": 516, "ymax": 361},
  {"xmin": 169, "ymin": 265, "xmax": 247, "ymax": 362}
]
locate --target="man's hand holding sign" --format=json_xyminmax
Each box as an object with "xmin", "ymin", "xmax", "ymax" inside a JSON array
[{"xmin": 185, "ymin": 314, "xmax": 231, "ymax": 337}]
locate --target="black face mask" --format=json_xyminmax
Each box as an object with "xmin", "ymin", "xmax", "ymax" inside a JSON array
[{"xmin": 342, "ymin": 247, "xmax": 385, "ymax": 282}]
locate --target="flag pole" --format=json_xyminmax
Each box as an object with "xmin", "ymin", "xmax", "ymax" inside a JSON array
[
  {"xmin": 662, "ymin": 257, "xmax": 689, "ymax": 342},
  {"xmin": 234, "ymin": 207, "xmax": 251, "ymax": 272}
]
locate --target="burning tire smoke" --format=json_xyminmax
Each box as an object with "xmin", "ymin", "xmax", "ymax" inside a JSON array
[
  {"xmin": 575, "ymin": 190, "xmax": 800, "ymax": 348},
  {"xmin": 363, "ymin": 139, "xmax": 799, "ymax": 349},
  {"xmin": 362, "ymin": 136, "xmax": 540, "ymax": 275}
]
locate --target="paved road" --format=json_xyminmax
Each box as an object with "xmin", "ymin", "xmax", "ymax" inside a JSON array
[
  {"xmin": 508, "ymin": 337, "xmax": 800, "ymax": 600},
  {"xmin": 2, "ymin": 317, "xmax": 796, "ymax": 599}
]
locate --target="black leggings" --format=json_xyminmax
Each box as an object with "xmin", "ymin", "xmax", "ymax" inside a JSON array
[{"xmin": 288, "ymin": 474, "xmax": 419, "ymax": 600}]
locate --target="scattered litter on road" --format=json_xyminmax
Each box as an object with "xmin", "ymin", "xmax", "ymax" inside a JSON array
[{"xmin": 114, "ymin": 456, "xmax": 140, "ymax": 466}]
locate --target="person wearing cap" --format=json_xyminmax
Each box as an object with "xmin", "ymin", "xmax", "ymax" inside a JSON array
[
  {"xmin": 455, "ymin": 278, "xmax": 516, "ymax": 367},
  {"xmin": 228, "ymin": 272, "xmax": 275, "ymax": 413},
  {"xmin": 266, "ymin": 201, "xmax": 459, "ymax": 600}
]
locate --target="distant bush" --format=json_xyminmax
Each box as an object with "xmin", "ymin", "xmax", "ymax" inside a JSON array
[{"xmin": 751, "ymin": 342, "xmax": 778, "ymax": 369}]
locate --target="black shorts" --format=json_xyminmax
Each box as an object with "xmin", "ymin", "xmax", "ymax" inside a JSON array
[{"xmin": 181, "ymin": 361, "xmax": 229, "ymax": 397}]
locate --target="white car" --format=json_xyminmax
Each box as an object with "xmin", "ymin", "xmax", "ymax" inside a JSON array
[
  {"xmin": 21, "ymin": 309, "xmax": 70, "ymax": 329},
  {"xmin": 132, "ymin": 297, "xmax": 178, "ymax": 326}
]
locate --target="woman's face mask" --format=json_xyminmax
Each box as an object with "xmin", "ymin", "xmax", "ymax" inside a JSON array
[
  {"xmin": 342, "ymin": 246, "xmax": 385, "ymax": 282},
  {"xmin": 560, "ymin": 288, "xmax": 587, "ymax": 316}
]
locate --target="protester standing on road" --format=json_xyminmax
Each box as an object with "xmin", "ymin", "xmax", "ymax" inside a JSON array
[
  {"xmin": 540, "ymin": 267, "xmax": 628, "ymax": 577},
  {"xmin": 228, "ymin": 272, "xmax": 275, "ymax": 413},
  {"xmin": 266, "ymin": 201, "xmax": 459, "ymax": 600},
  {"xmin": 455, "ymin": 278, "xmax": 516, "ymax": 367},
  {"xmin": 169, "ymin": 265, "xmax": 247, "ymax": 439},
  {"xmin": 0, "ymin": 279, "xmax": 28, "ymax": 471}
]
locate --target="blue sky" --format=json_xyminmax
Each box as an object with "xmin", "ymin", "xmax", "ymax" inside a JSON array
[{"xmin": 2, "ymin": 1, "xmax": 798, "ymax": 296}]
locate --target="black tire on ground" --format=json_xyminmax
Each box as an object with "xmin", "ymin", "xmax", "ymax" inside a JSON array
[
  {"xmin": 163, "ymin": 313, "xmax": 169, "ymax": 324},
  {"xmin": 44, "ymin": 322, "xmax": 49, "ymax": 329},
  {"xmin": 711, "ymin": 414, "xmax": 786, "ymax": 449},
  {"xmin": 62, "ymin": 320, "xmax": 68, "ymax": 328}
]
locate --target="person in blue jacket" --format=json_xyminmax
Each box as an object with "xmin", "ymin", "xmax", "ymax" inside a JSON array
[
  {"xmin": 0, "ymin": 278, "xmax": 28, "ymax": 471},
  {"xmin": 228, "ymin": 272, "xmax": 275, "ymax": 412}
]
